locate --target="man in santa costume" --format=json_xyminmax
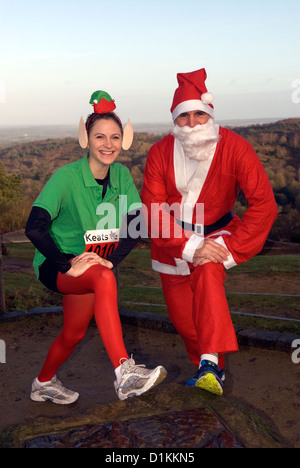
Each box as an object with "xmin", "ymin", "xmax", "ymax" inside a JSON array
[{"xmin": 141, "ymin": 68, "xmax": 277, "ymax": 395}]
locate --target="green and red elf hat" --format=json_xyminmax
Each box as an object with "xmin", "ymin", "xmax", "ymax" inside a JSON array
[
  {"xmin": 78, "ymin": 90, "xmax": 133, "ymax": 150},
  {"xmin": 90, "ymin": 90, "xmax": 116, "ymax": 113}
]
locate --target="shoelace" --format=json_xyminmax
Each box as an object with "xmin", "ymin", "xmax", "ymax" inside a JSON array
[
  {"xmin": 52, "ymin": 376, "xmax": 64, "ymax": 387},
  {"xmin": 120, "ymin": 357, "xmax": 148, "ymax": 374}
]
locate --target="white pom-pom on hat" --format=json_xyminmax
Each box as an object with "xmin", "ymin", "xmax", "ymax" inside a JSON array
[{"xmin": 201, "ymin": 92, "xmax": 213, "ymax": 105}]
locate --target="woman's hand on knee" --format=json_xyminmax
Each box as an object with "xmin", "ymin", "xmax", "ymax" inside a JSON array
[
  {"xmin": 66, "ymin": 258, "xmax": 99, "ymax": 277},
  {"xmin": 66, "ymin": 252, "xmax": 113, "ymax": 277},
  {"xmin": 72, "ymin": 252, "xmax": 100, "ymax": 264},
  {"xmin": 73, "ymin": 252, "xmax": 113, "ymax": 269}
]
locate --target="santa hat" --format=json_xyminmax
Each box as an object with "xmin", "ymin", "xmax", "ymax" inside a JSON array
[{"xmin": 171, "ymin": 68, "xmax": 214, "ymax": 121}]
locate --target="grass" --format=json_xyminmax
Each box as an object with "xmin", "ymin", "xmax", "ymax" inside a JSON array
[
  {"xmin": 226, "ymin": 292, "xmax": 300, "ymax": 315},
  {"xmin": 2, "ymin": 243, "xmax": 300, "ymax": 334},
  {"xmin": 5, "ymin": 243, "xmax": 34, "ymax": 260},
  {"xmin": 3, "ymin": 272, "xmax": 62, "ymax": 311},
  {"xmin": 3, "ymin": 243, "xmax": 62, "ymax": 310},
  {"xmin": 229, "ymin": 254, "xmax": 300, "ymax": 273}
]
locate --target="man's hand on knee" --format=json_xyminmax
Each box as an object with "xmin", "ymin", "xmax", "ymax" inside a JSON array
[{"xmin": 193, "ymin": 238, "xmax": 229, "ymax": 267}]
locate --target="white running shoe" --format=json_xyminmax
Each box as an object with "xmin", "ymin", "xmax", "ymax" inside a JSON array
[
  {"xmin": 114, "ymin": 357, "xmax": 167, "ymax": 401},
  {"xmin": 30, "ymin": 376, "xmax": 79, "ymax": 405}
]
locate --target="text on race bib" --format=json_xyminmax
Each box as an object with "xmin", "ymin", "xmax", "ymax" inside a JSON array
[{"xmin": 84, "ymin": 229, "xmax": 119, "ymax": 259}]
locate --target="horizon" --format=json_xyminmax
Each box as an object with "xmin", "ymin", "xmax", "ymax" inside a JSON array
[
  {"xmin": 0, "ymin": 116, "xmax": 298, "ymax": 145},
  {"xmin": 0, "ymin": 115, "xmax": 296, "ymax": 129}
]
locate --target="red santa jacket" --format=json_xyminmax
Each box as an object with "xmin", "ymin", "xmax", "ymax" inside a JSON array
[{"xmin": 141, "ymin": 126, "xmax": 278, "ymax": 275}]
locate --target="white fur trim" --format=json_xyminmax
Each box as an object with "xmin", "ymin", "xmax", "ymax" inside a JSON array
[
  {"xmin": 151, "ymin": 259, "xmax": 190, "ymax": 276},
  {"xmin": 175, "ymin": 258, "xmax": 191, "ymax": 275},
  {"xmin": 172, "ymin": 99, "xmax": 214, "ymax": 121},
  {"xmin": 173, "ymin": 137, "xmax": 216, "ymax": 222},
  {"xmin": 182, "ymin": 234, "xmax": 204, "ymax": 263},
  {"xmin": 214, "ymin": 236, "xmax": 237, "ymax": 270},
  {"xmin": 152, "ymin": 260, "xmax": 178, "ymax": 275}
]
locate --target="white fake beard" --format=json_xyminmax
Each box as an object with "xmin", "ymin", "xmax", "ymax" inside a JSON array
[{"xmin": 172, "ymin": 119, "xmax": 221, "ymax": 161}]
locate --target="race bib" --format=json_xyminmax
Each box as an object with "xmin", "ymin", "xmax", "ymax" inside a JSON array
[{"xmin": 84, "ymin": 229, "xmax": 119, "ymax": 259}]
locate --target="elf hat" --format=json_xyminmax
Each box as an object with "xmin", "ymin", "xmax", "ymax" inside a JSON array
[
  {"xmin": 171, "ymin": 68, "xmax": 214, "ymax": 121},
  {"xmin": 78, "ymin": 90, "xmax": 133, "ymax": 150},
  {"xmin": 90, "ymin": 90, "xmax": 116, "ymax": 114}
]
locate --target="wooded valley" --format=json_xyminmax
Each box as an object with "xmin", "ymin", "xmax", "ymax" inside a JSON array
[{"xmin": 0, "ymin": 118, "xmax": 299, "ymax": 242}]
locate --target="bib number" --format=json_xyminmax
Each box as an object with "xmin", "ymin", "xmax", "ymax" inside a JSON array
[{"xmin": 84, "ymin": 229, "xmax": 119, "ymax": 259}]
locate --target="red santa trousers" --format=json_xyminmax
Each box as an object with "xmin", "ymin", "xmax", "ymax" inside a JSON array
[{"xmin": 160, "ymin": 262, "xmax": 238, "ymax": 370}]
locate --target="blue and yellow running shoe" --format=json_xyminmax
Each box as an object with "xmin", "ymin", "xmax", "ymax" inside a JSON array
[{"xmin": 186, "ymin": 360, "xmax": 224, "ymax": 396}]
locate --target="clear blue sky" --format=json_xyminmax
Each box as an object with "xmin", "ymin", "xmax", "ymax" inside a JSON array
[{"xmin": 0, "ymin": 0, "xmax": 299, "ymax": 125}]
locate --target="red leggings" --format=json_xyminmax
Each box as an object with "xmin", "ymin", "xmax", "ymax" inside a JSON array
[
  {"xmin": 160, "ymin": 263, "xmax": 239, "ymax": 371},
  {"xmin": 38, "ymin": 265, "xmax": 128, "ymax": 382}
]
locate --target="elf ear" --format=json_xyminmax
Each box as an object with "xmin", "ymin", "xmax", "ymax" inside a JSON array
[
  {"xmin": 122, "ymin": 119, "xmax": 133, "ymax": 150},
  {"xmin": 78, "ymin": 116, "xmax": 88, "ymax": 149}
]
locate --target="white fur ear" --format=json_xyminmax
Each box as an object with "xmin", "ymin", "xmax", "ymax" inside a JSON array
[
  {"xmin": 78, "ymin": 116, "xmax": 88, "ymax": 149},
  {"xmin": 122, "ymin": 119, "xmax": 134, "ymax": 150}
]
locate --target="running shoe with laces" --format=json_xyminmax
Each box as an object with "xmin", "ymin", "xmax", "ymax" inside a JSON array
[
  {"xmin": 185, "ymin": 360, "xmax": 224, "ymax": 396},
  {"xmin": 114, "ymin": 357, "xmax": 167, "ymax": 400},
  {"xmin": 30, "ymin": 376, "xmax": 79, "ymax": 405}
]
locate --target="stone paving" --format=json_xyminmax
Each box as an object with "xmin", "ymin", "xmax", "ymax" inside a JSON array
[
  {"xmin": 23, "ymin": 407, "xmax": 243, "ymax": 449},
  {"xmin": 6, "ymin": 383, "xmax": 281, "ymax": 449}
]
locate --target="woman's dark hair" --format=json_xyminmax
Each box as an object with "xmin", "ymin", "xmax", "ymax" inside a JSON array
[{"xmin": 85, "ymin": 112, "xmax": 123, "ymax": 136}]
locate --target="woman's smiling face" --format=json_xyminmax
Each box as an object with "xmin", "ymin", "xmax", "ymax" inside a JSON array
[{"xmin": 87, "ymin": 118, "xmax": 123, "ymax": 177}]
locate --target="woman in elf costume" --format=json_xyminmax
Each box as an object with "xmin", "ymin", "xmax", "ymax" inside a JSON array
[{"xmin": 25, "ymin": 91, "xmax": 167, "ymax": 405}]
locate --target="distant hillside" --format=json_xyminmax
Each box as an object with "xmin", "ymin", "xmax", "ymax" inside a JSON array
[
  {"xmin": 0, "ymin": 118, "xmax": 299, "ymax": 242},
  {"xmin": 230, "ymin": 119, "xmax": 300, "ymax": 242},
  {"xmin": 0, "ymin": 132, "xmax": 161, "ymax": 198}
]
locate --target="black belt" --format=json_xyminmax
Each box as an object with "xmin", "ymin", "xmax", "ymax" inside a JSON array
[{"xmin": 176, "ymin": 210, "xmax": 234, "ymax": 236}]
